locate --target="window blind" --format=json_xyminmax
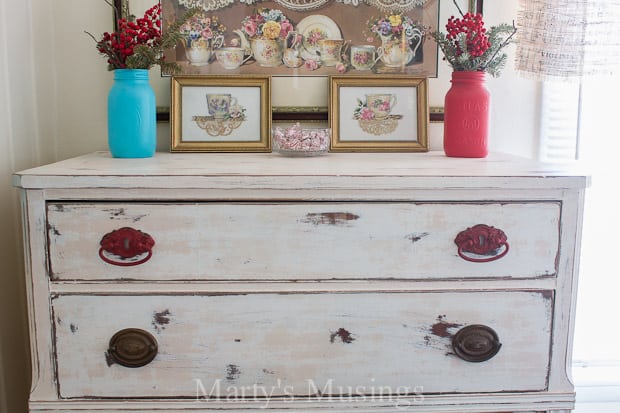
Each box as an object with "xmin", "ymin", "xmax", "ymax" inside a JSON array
[{"xmin": 538, "ymin": 81, "xmax": 580, "ymax": 161}]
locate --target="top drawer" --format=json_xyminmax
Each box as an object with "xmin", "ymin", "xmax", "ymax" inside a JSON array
[{"xmin": 47, "ymin": 201, "xmax": 560, "ymax": 281}]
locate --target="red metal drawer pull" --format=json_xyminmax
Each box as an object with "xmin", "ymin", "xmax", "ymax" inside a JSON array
[
  {"xmin": 99, "ymin": 227, "xmax": 155, "ymax": 266},
  {"xmin": 454, "ymin": 224, "xmax": 509, "ymax": 263}
]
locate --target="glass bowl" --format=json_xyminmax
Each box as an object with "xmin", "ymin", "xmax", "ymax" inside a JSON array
[{"xmin": 272, "ymin": 124, "xmax": 330, "ymax": 157}]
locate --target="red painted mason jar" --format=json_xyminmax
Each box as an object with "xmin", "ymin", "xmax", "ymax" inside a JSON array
[{"xmin": 443, "ymin": 71, "xmax": 490, "ymax": 158}]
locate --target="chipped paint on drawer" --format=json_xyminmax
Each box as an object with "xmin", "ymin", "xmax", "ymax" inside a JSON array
[
  {"xmin": 52, "ymin": 291, "xmax": 552, "ymax": 398},
  {"xmin": 46, "ymin": 202, "xmax": 561, "ymax": 281}
]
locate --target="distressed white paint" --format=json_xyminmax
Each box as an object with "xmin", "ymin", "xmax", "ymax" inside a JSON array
[
  {"xmin": 0, "ymin": 2, "xmax": 546, "ymax": 411},
  {"xmin": 54, "ymin": 291, "xmax": 552, "ymax": 398},
  {"xmin": 47, "ymin": 201, "xmax": 560, "ymax": 281},
  {"xmin": 25, "ymin": 398, "xmax": 577, "ymax": 413},
  {"xmin": 14, "ymin": 152, "xmax": 589, "ymax": 191},
  {"xmin": 13, "ymin": 152, "xmax": 588, "ymax": 412}
]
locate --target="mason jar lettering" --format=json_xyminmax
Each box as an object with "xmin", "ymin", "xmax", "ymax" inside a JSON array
[
  {"xmin": 461, "ymin": 117, "xmax": 481, "ymax": 129},
  {"xmin": 462, "ymin": 100, "xmax": 488, "ymax": 113}
]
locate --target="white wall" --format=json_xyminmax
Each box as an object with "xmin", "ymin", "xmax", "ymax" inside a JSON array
[
  {"xmin": 430, "ymin": 0, "xmax": 540, "ymax": 156},
  {"xmin": 0, "ymin": 1, "xmax": 540, "ymax": 412}
]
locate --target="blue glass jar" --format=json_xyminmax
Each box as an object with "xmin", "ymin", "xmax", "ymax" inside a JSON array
[{"xmin": 107, "ymin": 69, "xmax": 156, "ymax": 158}]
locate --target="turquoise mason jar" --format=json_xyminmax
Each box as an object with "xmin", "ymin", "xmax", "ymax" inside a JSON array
[{"xmin": 107, "ymin": 69, "xmax": 156, "ymax": 158}]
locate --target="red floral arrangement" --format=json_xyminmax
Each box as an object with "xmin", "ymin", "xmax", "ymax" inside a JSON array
[
  {"xmin": 432, "ymin": 1, "xmax": 516, "ymax": 77},
  {"xmin": 99, "ymin": 4, "xmax": 161, "ymax": 69},
  {"xmin": 87, "ymin": 2, "xmax": 198, "ymax": 72}
]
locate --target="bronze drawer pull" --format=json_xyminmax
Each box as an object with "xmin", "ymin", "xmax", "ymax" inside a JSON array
[
  {"xmin": 99, "ymin": 227, "xmax": 155, "ymax": 266},
  {"xmin": 107, "ymin": 328, "xmax": 158, "ymax": 368},
  {"xmin": 455, "ymin": 224, "xmax": 509, "ymax": 263},
  {"xmin": 452, "ymin": 324, "xmax": 501, "ymax": 362}
]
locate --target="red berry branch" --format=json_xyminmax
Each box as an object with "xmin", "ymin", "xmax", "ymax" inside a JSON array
[
  {"xmin": 95, "ymin": 4, "xmax": 162, "ymax": 69},
  {"xmin": 446, "ymin": 12, "xmax": 491, "ymax": 58},
  {"xmin": 431, "ymin": 0, "xmax": 517, "ymax": 77},
  {"xmin": 86, "ymin": 1, "xmax": 198, "ymax": 73}
]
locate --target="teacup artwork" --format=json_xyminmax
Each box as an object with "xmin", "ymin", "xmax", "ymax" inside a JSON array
[
  {"xmin": 193, "ymin": 97, "xmax": 246, "ymax": 136},
  {"xmin": 317, "ymin": 39, "xmax": 348, "ymax": 66},
  {"xmin": 365, "ymin": 93, "xmax": 397, "ymax": 119},
  {"xmin": 215, "ymin": 47, "xmax": 252, "ymax": 70},
  {"xmin": 283, "ymin": 31, "xmax": 303, "ymax": 68},
  {"xmin": 206, "ymin": 94, "xmax": 238, "ymax": 119},
  {"xmin": 353, "ymin": 92, "xmax": 403, "ymax": 136},
  {"xmin": 184, "ymin": 35, "xmax": 224, "ymax": 66},
  {"xmin": 283, "ymin": 48, "xmax": 303, "ymax": 68},
  {"xmin": 350, "ymin": 45, "xmax": 382, "ymax": 71}
]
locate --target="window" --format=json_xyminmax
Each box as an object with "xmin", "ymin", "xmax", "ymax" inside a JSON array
[{"xmin": 572, "ymin": 74, "xmax": 620, "ymax": 368}]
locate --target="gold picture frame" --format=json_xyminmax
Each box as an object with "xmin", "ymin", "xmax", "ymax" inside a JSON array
[
  {"xmin": 329, "ymin": 75, "xmax": 428, "ymax": 152},
  {"xmin": 171, "ymin": 75, "xmax": 271, "ymax": 152}
]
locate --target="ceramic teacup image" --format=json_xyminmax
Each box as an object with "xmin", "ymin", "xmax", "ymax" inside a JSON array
[
  {"xmin": 283, "ymin": 48, "xmax": 303, "ymax": 68},
  {"xmin": 317, "ymin": 39, "xmax": 347, "ymax": 66},
  {"xmin": 184, "ymin": 35, "xmax": 224, "ymax": 66},
  {"xmin": 215, "ymin": 47, "xmax": 252, "ymax": 70},
  {"xmin": 350, "ymin": 45, "xmax": 382, "ymax": 71},
  {"xmin": 206, "ymin": 94, "xmax": 238, "ymax": 119},
  {"xmin": 365, "ymin": 93, "xmax": 397, "ymax": 119}
]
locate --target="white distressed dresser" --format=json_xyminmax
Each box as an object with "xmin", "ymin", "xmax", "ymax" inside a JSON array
[{"xmin": 14, "ymin": 151, "xmax": 588, "ymax": 413}]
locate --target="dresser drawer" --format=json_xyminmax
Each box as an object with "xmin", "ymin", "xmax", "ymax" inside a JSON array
[
  {"xmin": 47, "ymin": 202, "xmax": 560, "ymax": 281},
  {"xmin": 52, "ymin": 290, "xmax": 552, "ymax": 398}
]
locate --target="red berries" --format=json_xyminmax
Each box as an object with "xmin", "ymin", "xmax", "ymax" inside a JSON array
[
  {"xmin": 95, "ymin": 4, "xmax": 163, "ymax": 69},
  {"xmin": 445, "ymin": 12, "xmax": 490, "ymax": 57}
]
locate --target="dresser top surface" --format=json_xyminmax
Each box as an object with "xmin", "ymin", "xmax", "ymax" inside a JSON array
[{"xmin": 13, "ymin": 151, "xmax": 589, "ymax": 190}]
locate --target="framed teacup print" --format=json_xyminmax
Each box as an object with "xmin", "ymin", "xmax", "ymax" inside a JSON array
[
  {"xmin": 329, "ymin": 75, "xmax": 428, "ymax": 152},
  {"xmin": 171, "ymin": 75, "xmax": 271, "ymax": 152}
]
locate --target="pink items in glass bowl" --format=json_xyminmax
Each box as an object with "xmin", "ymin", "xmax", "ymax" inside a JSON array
[{"xmin": 272, "ymin": 123, "xmax": 330, "ymax": 157}]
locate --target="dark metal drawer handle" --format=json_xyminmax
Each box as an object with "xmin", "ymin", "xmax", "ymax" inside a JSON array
[
  {"xmin": 455, "ymin": 224, "xmax": 509, "ymax": 263},
  {"xmin": 99, "ymin": 227, "xmax": 155, "ymax": 266},
  {"xmin": 107, "ymin": 328, "xmax": 158, "ymax": 368},
  {"xmin": 452, "ymin": 324, "xmax": 501, "ymax": 362}
]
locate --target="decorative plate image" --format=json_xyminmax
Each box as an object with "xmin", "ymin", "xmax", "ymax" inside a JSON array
[
  {"xmin": 296, "ymin": 15, "xmax": 342, "ymax": 61},
  {"xmin": 273, "ymin": 0, "xmax": 332, "ymax": 12}
]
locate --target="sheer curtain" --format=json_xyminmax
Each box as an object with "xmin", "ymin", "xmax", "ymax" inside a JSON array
[{"xmin": 516, "ymin": 0, "xmax": 620, "ymax": 80}]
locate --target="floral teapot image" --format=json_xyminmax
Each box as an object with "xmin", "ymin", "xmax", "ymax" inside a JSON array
[
  {"xmin": 183, "ymin": 36, "xmax": 224, "ymax": 66},
  {"xmin": 234, "ymin": 29, "xmax": 284, "ymax": 67},
  {"xmin": 233, "ymin": 9, "xmax": 295, "ymax": 67},
  {"xmin": 368, "ymin": 13, "xmax": 424, "ymax": 67},
  {"xmin": 377, "ymin": 28, "xmax": 423, "ymax": 67},
  {"xmin": 179, "ymin": 13, "xmax": 226, "ymax": 66}
]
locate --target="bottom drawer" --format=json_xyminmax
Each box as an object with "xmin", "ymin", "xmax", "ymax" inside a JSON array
[{"xmin": 53, "ymin": 291, "xmax": 552, "ymax": 398}]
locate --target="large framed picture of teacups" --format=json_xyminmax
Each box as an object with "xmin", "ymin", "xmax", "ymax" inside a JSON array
[
  {"xmin": 329, "ymin": 75, "xmax": 428, "ymax": 152},
  {"xmin": 170, "ymin": 75, "xmax": 271, "ymax": 152},
  {"xmin": 160, "ymin": 0, "xmax": 439, "ymax": 77}
]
